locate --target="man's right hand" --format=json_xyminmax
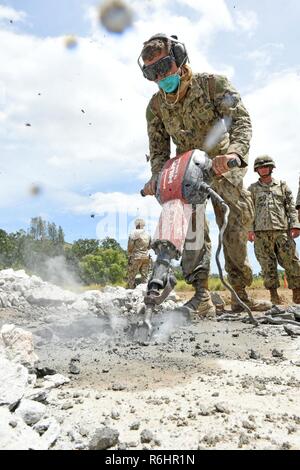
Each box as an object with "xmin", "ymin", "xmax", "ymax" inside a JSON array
[
  {"xmin": 142, "ymin": 175, "xmax": 157, "ymax": 196},
  {"xmin": 248, "ymin": 231, "xmax": 255, "ymax": 242}
]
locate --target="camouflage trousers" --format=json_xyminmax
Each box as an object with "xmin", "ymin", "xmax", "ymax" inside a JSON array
[
  {"xmin": 127, "ymin": 257, "xmax": 150, "ymax": 289},
  {"xmin": 254, "ymin": 231, "xmax": 300, "ymax": 289},
  {"xmin": 181, "ymin": 177, "xmax": 253, "ymax": 288}
]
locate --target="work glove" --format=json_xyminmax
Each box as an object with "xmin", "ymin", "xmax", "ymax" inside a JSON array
[
  {"xmin": 248, "ymin": 231, "xmax": 255, "ymax": 242},
  {"xmin": 290, "ymin": 228, "xmax": 300, "ymax": 239},
  {"xmin": 212, "ymin": 153, "xmax": 241, "ymax": 176}
]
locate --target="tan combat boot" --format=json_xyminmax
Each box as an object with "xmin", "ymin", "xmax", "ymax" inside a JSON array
[
  {"xmin": 184, "ymin": 279, "xmax": 215, "ymax": 318},
  {"xmin": 292, "ymin": 288, "xmax": 300, "ymax": 304},
  {"xmin": 269, "ymin": 288, "xmax": 284, "ymax": 305},
  {"xmin": 231, "ymin": 287, "xmax": 272, "ymax": 313}
]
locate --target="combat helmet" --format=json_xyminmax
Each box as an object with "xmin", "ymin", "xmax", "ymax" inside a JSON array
[
  {"xmin": 254, "ymin": 155, "xmax": 276, "ymax": 172},
  {"xmin": 135, "ymin": 218, "xmax": 145, "ymax": 228}
]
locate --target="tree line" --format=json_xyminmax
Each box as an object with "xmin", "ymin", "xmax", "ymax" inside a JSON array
[{"xmin": 0, "ymin": 217, "xmax": 128, "ymax": 285}]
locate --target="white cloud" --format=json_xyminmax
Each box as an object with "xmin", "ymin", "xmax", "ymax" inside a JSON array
[
  {"xmin": 246, "ymin": 43, "xmax": 285, "ymax": 81},
  {"xmin": 52, "ymin": 188, "xmax": 162, "ymax": 241},
  {"xmin": 0, "ymin": 29, "xmax": 150, "ymax": 206},
  {"xmin": 61, "ymin": 190, "xmax": 161, "ymax": 217},
  {"xmin": 0, "ymin": 1, "xmax": 238, "ymax": 213},
  {"xmin": 235, "ymin": 10, "xmax": 258, "ymax": 34},
  {"xmin": 86, "ymin": 0, "xmax": 235, "ymax": 65},
  {"xmin": 244, "ymin": 71, "xmax": 300, "ymax": 196},
  {"xmin": 0, "ymin": 5, "xmax": 26, "ymax": 23}
]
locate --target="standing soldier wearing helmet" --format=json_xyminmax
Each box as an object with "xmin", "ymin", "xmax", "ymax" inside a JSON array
[
  {"xmin": 127, "ymin": 219, "xmax": 151, "ymax": 289},
  {"xmin": 248, "ymin": 155, "xmax": 300, "ymax": 305}
]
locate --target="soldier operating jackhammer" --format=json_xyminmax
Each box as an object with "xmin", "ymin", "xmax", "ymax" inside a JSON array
[{"xmin": 136, "ymin": 149, "xmax": 259, "ymax": 339}]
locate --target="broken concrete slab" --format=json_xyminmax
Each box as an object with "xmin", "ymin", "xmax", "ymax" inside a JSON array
[
  {"xmin": 0, "ymin": 407, "xmax": 47, "ymax": 450},
  {"xmin": 1, "ymin": 324, "xmax": 38, "ymax": 367},
  {"xmin": 15, "ymin": 398, "xmax": 47, "ymax": 426},
  {"xmin": 0, "ymin": 356, "xmax": 28, "ymax": 408}
]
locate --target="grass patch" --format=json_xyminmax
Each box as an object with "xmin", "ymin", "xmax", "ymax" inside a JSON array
[
  {"xmin": 77, "ymin": 275, "xmax": 280, "ymax": 293},
  {"xmin": 175, "ymin": 276, "xmax": 273, "ymax": 292}
]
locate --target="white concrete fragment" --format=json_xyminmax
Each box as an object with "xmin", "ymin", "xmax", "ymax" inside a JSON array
[
  {"xmin": 0, "ymin": 356, "xmax": 28, "ymax": 407},
  {"xmin": 71, "ymin": 299, "xmax": 90, "ymax": 312},
  {"xmin": 34, "ymin": 417, "xmax": 61, "ymax": 447},
  {"xmin": 1, "ymin": 324, "xmax": 39, "ymax": 367},
  {"xmin": 0, "ymin": 408, "xmax": 47, "ymax": 450},
  {"xmin": 15, "ymin": 399, "xmax": 47, "ymax": 426},
  {"xmin": 0, "ymin": 269, "xmax": 29, "ymax": 281},
  {"xmin": 42, "ymin": 374, "xmax": 70, "ymax": 389},
  {"xmin": 26, "ymin": 285, "xmax": 77, "ymax": 306}
]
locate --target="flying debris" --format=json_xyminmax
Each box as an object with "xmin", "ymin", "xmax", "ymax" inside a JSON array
[
  {"xmin": 64, "ymin": 35, "xmax": 78, "ymax": 50},
  {"xmin": 90, "ymin": 214, "xmax": 95, "ymax": 218},
  {"xmin": 98, "ymin": 0, "xmax": 133, "ymax": 34},
  {"xmin": 81, "ymin": 109, "xmax": 85, "ymax": 113},
  {"xmin": 29, "ymin": 184, "xmax": 42, "ymax": 197},
  {"xmin": 25, "ymin": 123, "xmax": 31, "ymax": 127}
]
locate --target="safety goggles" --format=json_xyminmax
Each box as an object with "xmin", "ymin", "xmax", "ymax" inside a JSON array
[{"xmin": 142, "ymin": 55, "xmax": 175, "ymax": 81}]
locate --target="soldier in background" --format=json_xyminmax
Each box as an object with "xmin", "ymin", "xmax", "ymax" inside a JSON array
[
  {"xmin": 296, "ymin": 176, "xmax": 300, "ymax": 222},
  {"xmin": 248, "ymin": 155, "xmax": 300, "ymax": 305},
  {"xmin": 127, "ymin": 218, "xmax": 151, "ymax": 289}
]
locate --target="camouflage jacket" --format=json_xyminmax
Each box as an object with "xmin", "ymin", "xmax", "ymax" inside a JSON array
[
  {"xmin": 146, "ymin": 72, "xmax": 252, "ymax": 187},
  {"xmin": 128, "ymin": 229, "xmax": 151, "ymax": 260},
  {"xmin": 296, "ymin": 176, "xmax": 300, "ymax": 209},
  {"xmin": 248, "ymin": 178, "xmax": 300, "ymax": 231}
]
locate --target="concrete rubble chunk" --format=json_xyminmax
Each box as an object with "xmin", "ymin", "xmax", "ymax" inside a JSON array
[
  {"xmin": 26, "ymin": 286, "xmax": 77, "ymax": 306},
  {"xmin": 284, "ymin": 325, "xmax": 300, "ymax": 337},
  {"xmin": 1, "ymin": 324, "xmax": 39, "ymax": 367},
  {"xmin": 33, "ymin": 417, "xmax": 61, "ymax": 447},
  {"xmin": 88, "ymin": 427, "xmax": 119, "ymax": 450},
  {"xmin": 42, "ymin": 374, "xmax": 70, "ymax": 389},
  {"xmin": 0, "ymin": 269, "xmax": 29, "ymax": 282},
  {"xmin": 70, "ymin": 299, "xmax": 89, "ymax": 312},
  {"xmin": 15, "ymin": 399, "xmax": 47, "ymax": 426},
  {"xmin": 140, "ymin": 429, "xmax": 154, "ymax": 443},
  {"xmin": 0, "ymin": 408, "xmax": 47, "ymax": 450},
  {"xmin": 0, "ymin": 356, "xmax": 28, "ymax": 408}
]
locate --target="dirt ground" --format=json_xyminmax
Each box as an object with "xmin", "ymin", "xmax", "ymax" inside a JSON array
[{"xmin": 1, "ymin": 286, "xmax": 300, "ymax": 450}]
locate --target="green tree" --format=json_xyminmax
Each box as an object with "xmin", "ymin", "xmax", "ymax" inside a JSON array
[
  {"xmin": 80, "ymin": 248, "xmax": 127, "ymax": 284},
  {"xmin": 99, "ymin": 237, "xmax": 124, "ymax": 252},
  {"xmin": 71, "ymin": 239, "xmax": 100, "ymax": 259},
  {"xmin": 47, "ymin": 222, "xmax": 58, "ymax": 242},
  {"xmin": 29, "ymin": 217, "xmax": 46, "ymax": 240},
  {"xmin": 57, "ymin": 226, "xmax": 65, "ymax": 244}
]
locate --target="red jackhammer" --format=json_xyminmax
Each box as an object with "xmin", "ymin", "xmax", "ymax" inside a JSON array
[{"xmin": 137, "ymin": 149, "xmax": 258, "ymax": 339}]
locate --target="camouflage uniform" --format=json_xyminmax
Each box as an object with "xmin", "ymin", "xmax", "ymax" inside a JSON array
[
  {"xmin": 248, "ymin": 179, "xmax": 300, "ymax": 289},
  {"xmin": 296, "ymin": 177, "xmax": 300, "ymax": 211},
  {"xmin": 127, "ymin": 222, "xmax": 151, "ymax": 289},
  {"xmin": 147, "ymin": 69, "xmax": 253, "ymax": 289}
]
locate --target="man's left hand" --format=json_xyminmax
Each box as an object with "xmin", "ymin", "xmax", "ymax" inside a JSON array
[
  {"xmin": 290, "ymin": 228, "xmax": 300, "ymax": 239},
  {"xmin": 212, "ymin": 154, "xmax": 241, "ymax": 176}
]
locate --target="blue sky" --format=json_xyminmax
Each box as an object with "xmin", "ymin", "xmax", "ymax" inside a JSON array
[{"xmin": 0, "ymin": 0, "xmax": 300, "ymax": 274}]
